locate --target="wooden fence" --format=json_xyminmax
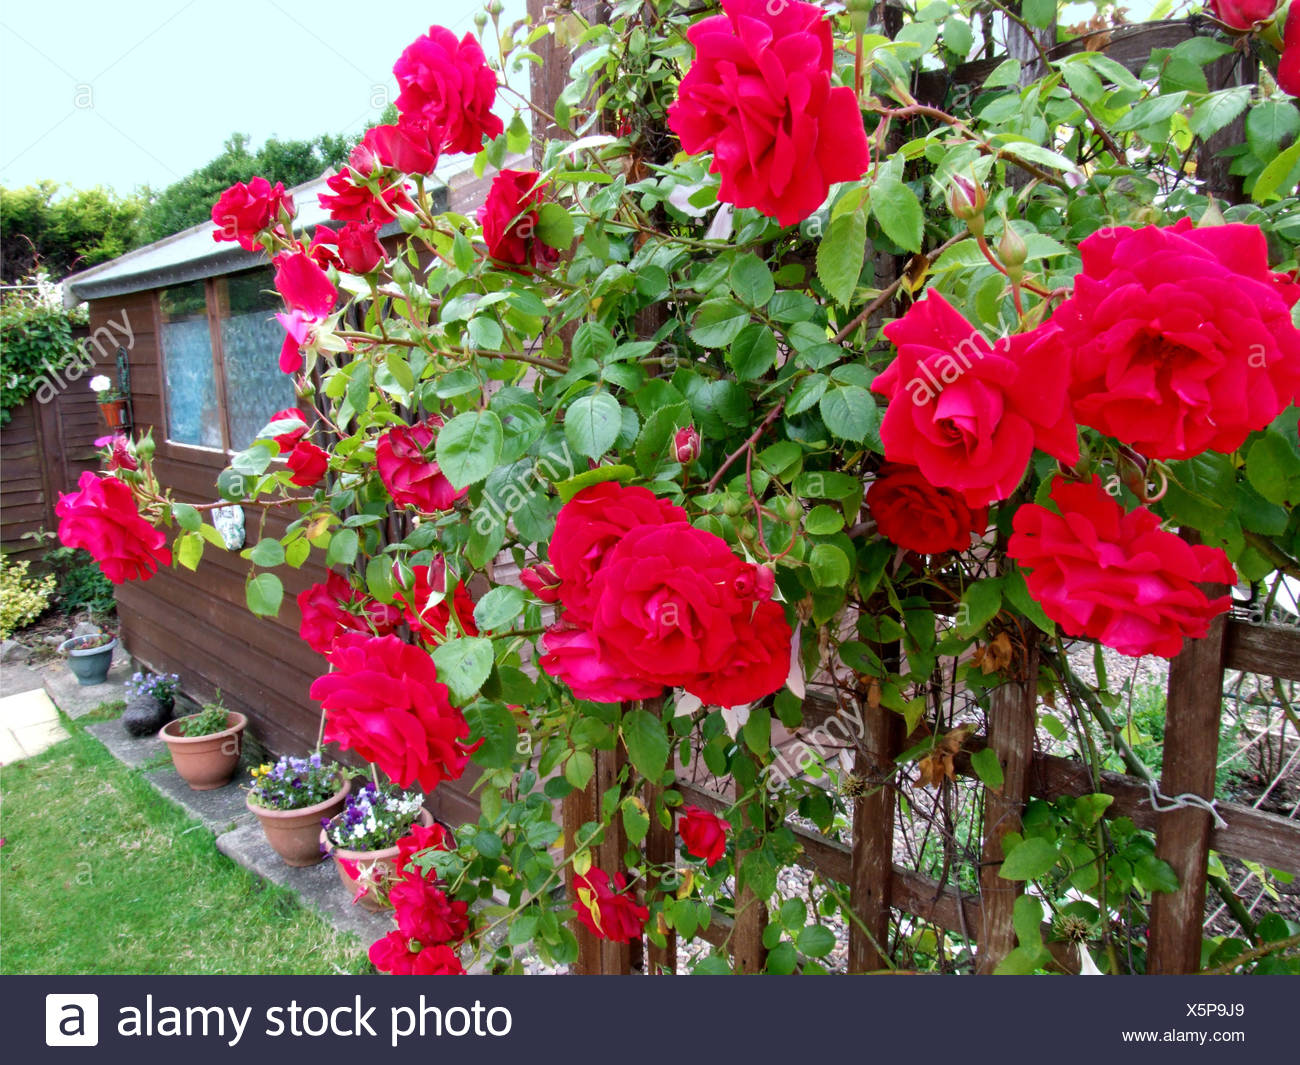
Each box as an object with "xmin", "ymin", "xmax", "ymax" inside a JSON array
[{"xmin": 562, "ymin": 613, "xmax": 1300, "ymax": 974}]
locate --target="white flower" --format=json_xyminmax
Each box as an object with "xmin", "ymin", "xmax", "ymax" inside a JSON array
[{"xmin": 89, "ymin": 375, "xmax": 112, "ymax": 394}]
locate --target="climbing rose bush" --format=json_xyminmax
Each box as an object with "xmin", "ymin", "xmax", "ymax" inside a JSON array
[{"xmin": 74, "ymin": 1, "xmax": 1300, "ymax": 977}]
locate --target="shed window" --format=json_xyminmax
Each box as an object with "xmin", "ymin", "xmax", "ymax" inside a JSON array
[{"xmin": 158, "ymin": 269, "xmax": 296, "ymax": 451}]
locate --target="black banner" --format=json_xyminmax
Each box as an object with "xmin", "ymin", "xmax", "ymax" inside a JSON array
[{"xmin": 2, "ymin": 975, "xmax": 1291, "ymax": 1062}]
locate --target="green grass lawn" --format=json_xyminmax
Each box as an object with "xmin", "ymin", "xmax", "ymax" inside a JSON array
[{"xmin": 0, "ymin": 710, "xmax": 370, "ymax": 975}]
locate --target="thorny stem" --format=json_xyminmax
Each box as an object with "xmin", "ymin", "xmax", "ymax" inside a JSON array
[{"xmin": 705, "ymin": 400, "xmax": 785, "ymax": 493}]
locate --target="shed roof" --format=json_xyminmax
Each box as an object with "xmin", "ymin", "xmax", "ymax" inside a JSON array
[{"xmin": 61, "ymin": 155, "xmax": 478, "ymax": 307}]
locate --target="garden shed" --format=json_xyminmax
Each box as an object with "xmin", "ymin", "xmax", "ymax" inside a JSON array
[{"xmin": 60, "ymin": 155, "xmax": 497, "ymax": 825}]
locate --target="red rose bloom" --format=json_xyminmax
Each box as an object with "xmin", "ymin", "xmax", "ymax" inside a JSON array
[
  {"xmin": 1282, "ymin": 4, "xmax": 1300, "ymax": 96},
  {"xmin": 867, "ymin": 462, "xmax": 989, "ymax": 554},
  {"xmin": 375, "ymin": 417, "xmax": 468, "ymax": 512},
  {"xmin": 677, "ymin": 805, "xmax": 731, "ymax": 867},
  {"xmin": 572, "ymin": 869, "xmax": 649, "ymax": 944},
  {"xmin": 1054, "ymin": 220, "xmax": 1300, "ymax": 460},
  {"xmin": 266, "ymin": 407, "xmax": 308, "ymax": 451},
  {"xmin": 393, "ymin": 25, "xmax": 503, "ymax": 154},
  {"xmin": 297, "ymin": 572, "xmax": 401, "ymax": 656},
  {"xmin": 363, "ymin": 115, "xmax": 442, "ymax": 175},
  {"xmin": 311, "ymin": 633, "xmax": 476, "ymax": 790},
  {"xmin": 1206, "ymin": 0, "xmax": 1278, "ymax": 29},
  {"xmin": 396, "ymin": 822, "xmax": 455, "ymax": 876},
  {"xmin": 56, "ymin": 472, "xmax": 172, "ymax": 584},
  {"xmin": 478, "ymin": 169, "xmax": 560, "ymax": 271},
  {"xmin": 393, "ymin": 564, "xmax": 479, "ymax": 644},
  {"xmin": 273, "ymin": 251, "xmax": 337, "ymax": 318},
  {"xmin": 539, "ymin": 622, "xmax": 665, "ymax": 703},
  {"xmin": 310, "ymin": 221, "xmax": 385, "ymax": 275},
  {"xmin": 318, "ymin": 163, "xmax": 414, "ymax": 223},
  {"xmin": 587, "ymin": 522, "xmax": 793, "ymax": 706},
  {"xmin": 666, "ymin": 0, "xmax": 870, "ymax": 227},
  {"xmin": 369, "ymin": 932, "xmax": 465, "ymax": 975},
  {"xmin": 211, "ymin": 176, "xmax": 293, "ymax": 251},
  {"xmin": 548, "ymin": 482, "xmax": 686, "ymax": 626},
  {"xmin": 873, "ymin": 291, "xmax": 1079, "ymax": 506},
  {"xmin": 100, "ymin": 434, "xmax": 138, "ymax": 472},
  {"xmin": 286, "ymin": 440, "xmax": 328, "ymax": 487},
  {"xmin": 390, "ymin": 872, "xmax": 470, "ymax": 945},
  {"xmin": 275, "ymin": 310, "xmax": 311, "ymax": 375},
  {"xmin": 1007, "ymin": 477, "xmax": 1237, "ymax": 659}
]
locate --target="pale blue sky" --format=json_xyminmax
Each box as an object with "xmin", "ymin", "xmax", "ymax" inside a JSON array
[{"xmin": 0, "ymin": 0, "xmax": 527, "ymax": 195}]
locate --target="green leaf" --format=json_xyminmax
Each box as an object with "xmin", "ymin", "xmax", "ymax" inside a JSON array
[
  {"xmin": 536, "ymin": 202, "xmax": 575, "ymax": 250},
  {"xmin": 1002, "ymin": 566, "xmax": 1055, "ymax": 635},
  {"xmin": 463, "ymin": 701, "xmax": 518, "ymax": 769},
  {"xmin": 809, "ymin": 543, "xmax": 851, "ymax": 588},
  {"xmin": 172, "ymin": 502, "xmax": 200, "ymax": 532},
  {"xmin": 622, "ymin": 708, "xmax": 669, "ymax": 781},
  {"xmin": 620, "ymin": 796, "xmax": 650, "ymax": 844},
  {"xmin": 1022, "ymin": 0, "xmax": 1055, "ymax": 29},
  {"xmin": 957, "ymin": 578, "xmax": 1002, "ymax": 638},
  {"xmin": 565, "ymin": 392, "xmax": 622, "ymax": 460},
  {"xmin": 970, "ymin": 747, "xmax": 1004, "ymax": 792},
  {"xmin": 690, "ymin": 299, "xmax": 751, "ymax": 348},
  {"xmin": 786, "ymin": 373, "xmax": 829, "ymax": 416},
  {"xmin": 729, "ymin": 253, "xmax": 775, "ymax": 308},
  {"xmin": 566, "ymin": 750, "xmax": 596, "ymax": 789},
  {"xmin": 432, "ymin": 637, "xmax": 495, "ymax": 703},
  {"xmin": 999, "ymin": 836, "xmax": 1059, "ymax": 881},
  {"xmin": 742, "ymin": 706, "xmax": 771, "ymax": 756},
  {"xmin": 473, "ymin": 586, "xmax": 526, "ymax": 631},
  {"xmin": 819, "ymin": 385, "xmax": 879, "ymax": 444},
  {"xmin": 247, "ymin": 538, "xmax": 284, "ymax": 567},
  {"xmin": 175, "ymin": 532, "xmax": 202, "ymax": 571},
  {"xmin": 1188, "ymin": 86, "xmax": 1251, "ymax": 141},
  {"xmin": 635, "ymin": 401, "xmax": 692, "ymax": 474},
  {"xmin": 727, "ymin": 323, "xmax": 778, "ymax": 381},
  {"xmin": 325, "ymin": 528, "xmax": 359, "ymax": 567},
  {"xmin": 436, "ymin": 410, "xmax": 504, "ymax": 490},
  {"xmin": 796, "ymin": 924, "xmax": 837, "ymax": 958},
  {"xmin": 870, "ymin": 174, "xmax": 924, "ymax": 253},
  {"xmin": 555, "ymin": 464, "xmax": 636, "ymax": 502},
  {"xmin": 816, "ymin": 209, "xmax": 867, "ymax": 307},
  {"xmin": 1246, "ymin": 430, "xmax": 1300, "ymax": 504},
  {"xmin": 804, "ymin": 505, "xmax": 843, "ymax": 535},
  {"xmin": 467, "ymin": 315, "xmax": 504, "ymax": 351},
  {"xmin": 1253, "ymin": 140, "xmax": 1300, "ymax": 204},
  {"xmin": 246, "ymin": 573, "xmax": 283, "ymax": 618}
]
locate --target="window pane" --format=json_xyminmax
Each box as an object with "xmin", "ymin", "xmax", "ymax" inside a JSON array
[
  {"xmin": 215, "ymin": 270, "xmax": 296, "ymax": 449},
  {"xmin": 159, "ymin": 281, "xmax": 221, "ymax": 448}
]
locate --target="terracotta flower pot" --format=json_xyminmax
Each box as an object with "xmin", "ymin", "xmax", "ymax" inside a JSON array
[
  {"xmin": 98, "ymin": 399, "xmax": 127, "ymax": 428},
  {"xmin": 321, "ymin": 806, "xmax": 434, "ymax": 912},
  {"xmin": 247, "ymin": 778, "xmax": 350, "ymax": 867},
  {"xmin": 160, "ymin": 711, "xmax": 247, "ymax": 791}
]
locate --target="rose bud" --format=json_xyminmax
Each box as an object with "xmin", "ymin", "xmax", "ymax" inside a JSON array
[
  {"xmin": 997, "ymin": 220, "xmax": 1028, "ymax": 281},
  {"xmin": 946, "ymin": 173, "xmax": 987, "ymax": 235},
  {"xmin": 673, "ymin": 425, "xmax": 701, "ymax": 464},
  {"xmin": 520, "ymin": 564, "xmax": 562, "ymax": 603}
]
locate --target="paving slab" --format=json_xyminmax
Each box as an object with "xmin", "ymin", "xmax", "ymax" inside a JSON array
[
  {"xmin": 0, "ymin": 689, "xmax": 69, "ymax": 763},
  {"xmin": 215, "ymin": 821, "xmax": 392, "ymax": 943},
  {"xmin": 145, "ymin": 767, "xmax": 257, "ymax": 835},
  {"xmin": 85, "ymin": 719, "xmax": 166, "ymax": 770},
  {"xmin": 40, "ymin": 646, "xmax": 132, "ymax": 719}
]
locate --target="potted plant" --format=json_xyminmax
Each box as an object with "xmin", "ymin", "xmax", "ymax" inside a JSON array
[
  {"xmin": 246, "ymin": 753, "xmax": 351, "ymax": 867},
  {"xmin": 320, "ymin": 781, "xmax": 433, "ymax": 911},
  {"xmin": 160, "ymin": 695, "xmax": 246, "ymax": 790},
  {"xmin": 58, "ymin": 631, "xmax": 118, "ymax": 686},
  {"xmin": 121, "ymin": 670, "xmax": 180, "ymax": 736},
  {"xmin": 89, "ymin": 374, "xmax": 128, "ymax": 428}
]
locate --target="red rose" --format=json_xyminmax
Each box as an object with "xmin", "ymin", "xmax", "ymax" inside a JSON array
[
  {"xmin": 318, "ymin": 164, "xmax": 414, "ymax": 223},
  {"xmin": 211, "ymin": 176, "xmax": 293, "ymax": 251},
  {"xmin": 363, "ymin": 115, "xmax": 442, "ymax": 175},
  {"xmin": 393, "ymin": 26, "xmax": 503, "ymax": 154},
  {"xmin": 286, "ymin": 440, "xmax": 328, "ymax": 487},
  {"xmin": 587, "ymin": 522, "xmax": 793, "ymax": 706},
  {"xmin": 56, "ymin": 472, "xmax": 171, "ymax": 584},
  {"xmin": 1282, "ymin": 4, "xmax": 1300, "ymax": 96},
  {"xmin": 666, "ymin": 0, "xmax": 870, "ymax": 227},
  {"xmin": 369, "ymin": 932, "xmax": 465, "ymax": 975},
  {"xmin": 312, "ymin": 633, "xmax": 476, "ymax": 791},
  {"xmin": 396, "ymin": 822, "xmax": 454, "ymax": 876},
  {"xmin": 266, "ymin": 407, "xmax": 308, "ymax": 451},
  {"xmin": 548, "ymin": 482, "xmax": 686, "ymax": 626},
  {"xmin": 100, "ymin": 434, "xmax": 138, "ymax": 472},
  {"xmin": 275, "ymin": 310, "xmax": 311, "ymax": 375},
  {"xmin": 677, "ymin": 805, "xmax": 731, "ymax": 867},
  {"xmin": 867, "ymin": 462, "xmax": 989, "ymax": 554},
  {"xmin": 297, "ymin": 572, "xmax": 401, "ymax": 656},
  {"xmin": 519, "ymin": 563, "xmax": 561, "ymax": 602},
  {"xmin": 375, "ymin": 417, "xmax": 468, "ymax": 512},
  {"xmin": 673, "ymin": 425, "xmax": 701, "ymax": 464},
  {"xmin": 310, "ymin": 221, "xmax": 385, "ymax": 275},
  {"xmin": 1007, "ymin": 477, "xmax": 1237, "ymax": 659},
  {"xmin": 1206, "ymin": 0, "xmax": 1278, "ymax": 29},
  {"xmin": 873, "ymin": 291, "xmax": 1079, "ymax": 506},
  {"xmin": 539, "ymin": 622, "xmax": 664, "ymax": 703},
  {"xmin": 393, "ymin": 563, "xmax": 479, "ymax": 643},
  {"xmin": 390, "ymin": 871, "xmax": 470, "ymax": 945},
  {"xmin": 273, "ymin": 251, "xmax": 337, "ymax": 319},
  {"xmin": 572, "ymin": 869, "xmax": 649, "ymax": 943},
  {"xmin": 477, "ymin": 170, "xmax": 560, "ymax": 271},
  {"xmin": 1054, "ymin": 220, "xmax": 1300, "ymax": 460}
]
